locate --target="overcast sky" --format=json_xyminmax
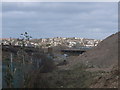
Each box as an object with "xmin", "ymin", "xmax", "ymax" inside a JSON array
[{"xmin": 2, "ymin": 2, "xmax": 118, "ymax": 39}]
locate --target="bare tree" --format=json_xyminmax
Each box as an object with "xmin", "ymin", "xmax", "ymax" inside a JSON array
[{"xmin": 17, "ymin": 32, "xmax": 32, "ymax": 64}]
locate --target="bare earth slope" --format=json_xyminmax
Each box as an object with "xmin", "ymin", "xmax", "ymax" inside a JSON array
[
  {"xmin": 76, "ymin": 32, "xmax": 118, "ymax": 68},
  {"xmin": 62, "ymin": 32, "xmax": 118, "ymax": 69},
  {"xmin": 90, "ymin": 65, "xmax": 119, "ymax": 88}
]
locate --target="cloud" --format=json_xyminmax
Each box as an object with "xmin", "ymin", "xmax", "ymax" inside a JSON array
[{"xmin": 2, "ymin": 2, "xmax": 118, "ymax": 39}]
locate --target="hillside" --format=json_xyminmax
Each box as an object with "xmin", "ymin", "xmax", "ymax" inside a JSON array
[{"xmin": 63, "ymin": 32, "xmax": 118, "ymax": 69}]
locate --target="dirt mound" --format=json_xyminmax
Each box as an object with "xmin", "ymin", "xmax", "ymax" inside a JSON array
[
  {"xmin": 90, "ymin": 65, "xmax": 119, "ymax": 88},
  {"xmin": 67, "ymin": 32, "xmax": 119, "ymax": 68}
]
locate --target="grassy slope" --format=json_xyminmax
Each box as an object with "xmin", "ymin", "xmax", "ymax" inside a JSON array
[{"xmin": 27, "ymin": 63, "xmax": 103, "ymax": 88}]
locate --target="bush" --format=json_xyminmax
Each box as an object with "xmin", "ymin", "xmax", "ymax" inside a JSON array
[{"xmin": 40, "ymin": 59, "xmax": 56, "ymax": 73}]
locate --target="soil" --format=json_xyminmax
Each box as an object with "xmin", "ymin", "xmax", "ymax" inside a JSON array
[{"xmin": 62, "ymin": 32, "xmax": 119, "ymax": 69}]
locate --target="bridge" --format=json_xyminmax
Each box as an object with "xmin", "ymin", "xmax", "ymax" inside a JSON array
[{"xmin": 61, "ymin": 47, "xmax": 91, "ymax": 55}]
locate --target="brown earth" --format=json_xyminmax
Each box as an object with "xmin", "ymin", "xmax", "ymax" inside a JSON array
[
  {"xmin": 90, "ymin": 65, "xmax": 119, "ymax": 88},
  {"xmin": 61, "ymin": 32, "xmax": 119, "ymax": 69}
]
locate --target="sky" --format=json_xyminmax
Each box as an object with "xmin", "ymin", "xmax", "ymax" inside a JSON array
[{"xmin": 2, "ymin": 2, "xmax": 118, "ymax": 39}]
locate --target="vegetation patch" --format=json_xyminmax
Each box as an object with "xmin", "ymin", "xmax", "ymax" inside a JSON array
[{"xmin": 26, "ymin": 63, "xmax": 98, "ymax": 88}]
